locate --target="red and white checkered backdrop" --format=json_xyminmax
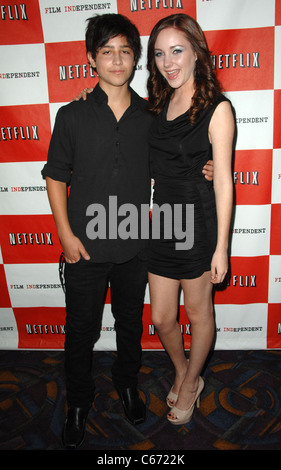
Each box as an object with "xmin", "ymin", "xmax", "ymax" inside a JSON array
[{"xmin": 0, "ymin": 0, "xmax": 280, "ymax": 351}]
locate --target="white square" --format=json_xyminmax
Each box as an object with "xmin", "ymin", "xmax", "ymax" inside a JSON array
[
  {"xmin": 49, "ymin": 102, "xmax": 65, "ymax": 130},
  {"xmin": 226, "ymin": 90, "xmax": 274, "ymax": 150},
  {"xmin": 268, "ymin": 255, "xmax": 281, "ymax": 303},
  {"xmin": 214, "ymin": 303, "xmax": 268, "ymax": 350},
  {"xmin": 230, "ymin": 205, "xmax": 271, "ymax": 257},
  {"xmin": 0, "ymin": 308, "xmax": 19, "ymax": 349},
  {"xmin": 0, "ymin": 162, "xmax": 51, "ymax": 215},
  {"xmin": 272, "ymin": 149, "xmax": 281, "ymax": 204},
  {"xmin": 196, "ymin": 0, "xmax": 275, "ymax": 31},
  {"xmin": 131, "ymin": 35, "xmax": 149, "ymax": 99},
  {"xmin": 0, "ymin": 44, "xmax": 49, "ymax": 106},
  {"xmin": 39, "ymin": 0, "xmax": 118, "ymax": 43},
  {"xmin": 4, "ymin": 263, "xmax": 65, "ymax": 307}
]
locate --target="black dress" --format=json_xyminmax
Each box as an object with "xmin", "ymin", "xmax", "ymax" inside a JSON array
[{"xmin": 147, "ymin": 93, "xmax": 229, "ymax": 280}]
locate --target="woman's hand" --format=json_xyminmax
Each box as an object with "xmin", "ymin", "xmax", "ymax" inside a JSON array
[{"xmin": 210, "ymin": 249, "xmax": 228, "ymax": 284}]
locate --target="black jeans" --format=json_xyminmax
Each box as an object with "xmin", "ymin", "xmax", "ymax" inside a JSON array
[{"xmin": 64, "ymin": 253, "xmax": 148, "ymax": 408}]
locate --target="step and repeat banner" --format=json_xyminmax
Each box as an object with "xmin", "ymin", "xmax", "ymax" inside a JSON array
[{"xmin": 0, "ymin": 0, "xmax": 280, "ymax": 351}]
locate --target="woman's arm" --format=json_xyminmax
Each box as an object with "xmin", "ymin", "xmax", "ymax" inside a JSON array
[
  {"xmin": 46, "ymin": 177, "xmax": 90, "ymax": 263},
  {"xmin": 208, "ymin": 100, "xmax": 234, "ymax": 284}
]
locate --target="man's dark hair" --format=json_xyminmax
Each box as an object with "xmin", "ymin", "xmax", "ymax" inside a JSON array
[{"xmin": 86, "ymin": 14, "xmax": 142, "ymax": 64}]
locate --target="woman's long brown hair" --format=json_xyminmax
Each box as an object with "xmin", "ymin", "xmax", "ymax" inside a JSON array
[{"xmin": 147, "ymin": 14, "xmax": 222, "ymax": 124}]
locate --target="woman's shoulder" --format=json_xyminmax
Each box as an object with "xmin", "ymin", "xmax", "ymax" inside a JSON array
[
  {"xmin": 197, "ymin": 93, "xmax": 233, "ymax": 127},
  {"xmin": 207, "ymin": 92, "xmax": 233, "ymax": 117},
  {"xmin": 214, "ymin": 92, "xmax": 231, "ymax": 107}
]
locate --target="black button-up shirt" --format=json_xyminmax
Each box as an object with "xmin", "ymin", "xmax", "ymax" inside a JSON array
[{"xmin": 42, "ymin": 84, "xmax": 153, "ymax": 263}]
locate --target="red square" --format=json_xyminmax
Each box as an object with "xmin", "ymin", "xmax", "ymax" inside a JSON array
[
  {"xmin": 45, "ymin": 41, "xmax": 99, "ymax": 104},
  {"xmin": 274, "ymin": 90, "xmax": 281, "ymax": 149},
  {"xmin": 0, "ymin": 215, "xmax": 62, "ymax": 264},
  {"xmin": 0, "ymin": 0, "xmax": 43, "ymax": 45},
  {"xmin": 14, "ymin": 307, "xmax": 66, "ymax": 349},
  {"xmin": 276, "ymin": 0, "xmax": 281, "ymax": 25},
  {"xmin": 233, "ymin": 150, "xmax": 272, "ymax": 205},
  {"xmin": 0, "ymin": 264, "xmax": 11, "ymax": 307},
  {"xmin": 214, "ymin": 256, "xmax": 269, "ymax": 305},
  {"xmin": 117, "ymin": 0, "xmax": 196, "ymax": 37},
  {"xmin": 270, "ymin": 204, "xmax": 281, "ymax": 255},
  {"xmin": 0, "ymin": 105, "xmax": 51, "ymax": 163},
  {"xmin": 205, "ymin": 28, "xmax": 274, "ymax": 92}
]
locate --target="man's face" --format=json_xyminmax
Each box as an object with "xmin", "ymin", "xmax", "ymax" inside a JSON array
[{"xmin": 88, "ymin": 35, "xmax": 135, "ymax": 91}]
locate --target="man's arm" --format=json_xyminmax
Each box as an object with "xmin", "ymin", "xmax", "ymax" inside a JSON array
[
  {"xmin": 46, "ymin": 177, "xmax": 90, "ymax": 263},
  {"xmin": 72, "ymin": 87, "xmax": 93, "ymax": 101}
]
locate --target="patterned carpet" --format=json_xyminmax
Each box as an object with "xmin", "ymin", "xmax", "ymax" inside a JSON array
[{"xmin": 0, "ymin": 349, "xmax": 281, "ymax": 451}]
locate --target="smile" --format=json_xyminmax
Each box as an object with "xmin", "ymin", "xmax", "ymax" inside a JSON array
[{"xmin": 166, "ymin": 70, "xmax": 180, "ymax": 80}]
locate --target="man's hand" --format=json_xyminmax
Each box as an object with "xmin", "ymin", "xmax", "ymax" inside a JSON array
[
  {"xmin": 202, "ymin": 160, "xmax": 214, "ymax": 181},
  {"xmin": 45, "ymin": 177, "xmax": 90, "ymax": 264},
  {"xmin": 60, "ymin": 232, "xmax": 90, "ymax": 264}
]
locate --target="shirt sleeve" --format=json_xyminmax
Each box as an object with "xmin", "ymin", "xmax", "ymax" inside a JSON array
[{"xmin": 41, "ymin": 105, "xmax": 75, "ymax": 184}]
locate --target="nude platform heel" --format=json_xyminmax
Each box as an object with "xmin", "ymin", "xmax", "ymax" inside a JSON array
[
  {"xmin": 166, "ymin": 359, "xmax": 189, "ymax": 409},
  {"xmin": 167, "ymin": 376, "xmax": 204, "ymax": 425}
]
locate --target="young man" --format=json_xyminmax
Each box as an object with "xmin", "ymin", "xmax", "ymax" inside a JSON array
[
  {"xmin": 42, "ymin": 13, "xmax": 213, "ymax": 449},
  {"xmin": 43, "ymin": 14, "xmax": 151, "ymax": 449}
]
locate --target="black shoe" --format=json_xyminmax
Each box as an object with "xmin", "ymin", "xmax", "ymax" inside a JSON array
[
  {"xmin": 62, "ymin": 406, "xmax": 90, "ymax": 449},
  {"xmin": 117, "ymin": 386, "xmax": 146, "ymax": 425}
]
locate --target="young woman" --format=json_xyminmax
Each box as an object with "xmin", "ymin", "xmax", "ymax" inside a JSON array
[{"xmin": 146, "ymin": 14, "xmax": 234, "ymax": 425}]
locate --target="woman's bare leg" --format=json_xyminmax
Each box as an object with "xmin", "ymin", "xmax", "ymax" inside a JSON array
[
  {"xmin": 148, "ymin": 272, "xmax": 189, "ymax": 399},
  {"xmin": 168, "ymin": 271, "xmax": 214, "ymax": 419}
]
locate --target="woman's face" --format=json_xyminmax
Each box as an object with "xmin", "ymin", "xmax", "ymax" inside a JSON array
[{"xmin": 154, "ymin": 27, "xmax": 197, "ymax": 91}]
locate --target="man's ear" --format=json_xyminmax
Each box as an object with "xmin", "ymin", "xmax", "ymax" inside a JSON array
[{"xmin": 87, "ymin": 51, "xmax": 96, "ymax": 68}]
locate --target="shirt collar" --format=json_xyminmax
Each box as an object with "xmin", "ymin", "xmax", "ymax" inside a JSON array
[
  {"xmin": 90, "ymin": 82, "xmax": 141, "ymax": 110},
  {"xmin": 91, "ymin": 83, "xmax": 108, "ymax": 105}
]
